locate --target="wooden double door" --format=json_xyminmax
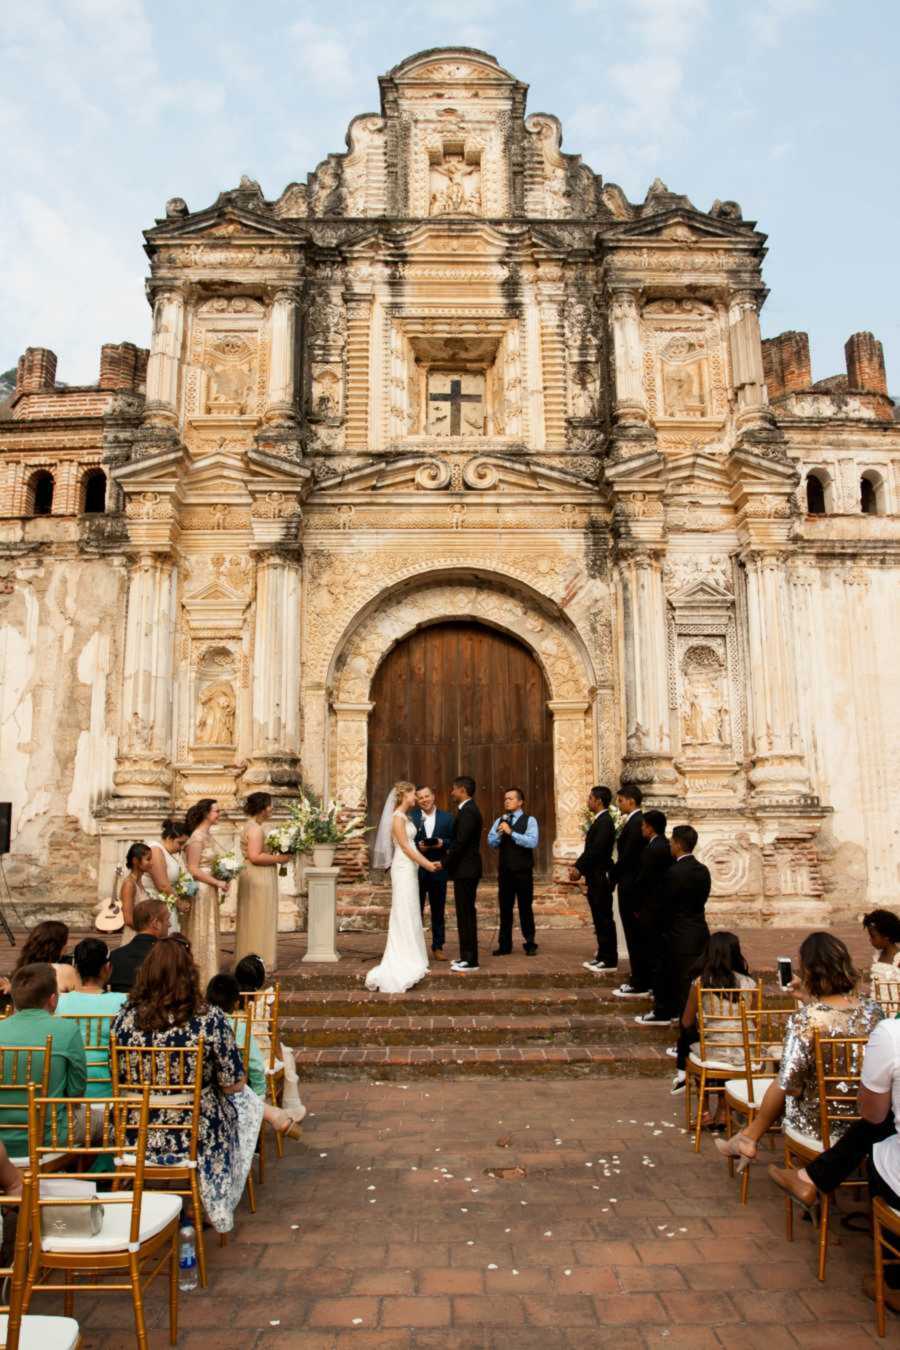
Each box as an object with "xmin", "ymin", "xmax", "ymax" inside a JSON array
[{"xmin": 367, "ymin": 621, "xmax": 555, "ymax": 877}]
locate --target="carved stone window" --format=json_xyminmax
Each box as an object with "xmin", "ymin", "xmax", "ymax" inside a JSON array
[{"xmin": 426, "ymin": 371, "xmax": 485, "ymax": 436}]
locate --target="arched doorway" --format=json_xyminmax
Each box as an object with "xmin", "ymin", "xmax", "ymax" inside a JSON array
[{"xmin": 367, "ymin": 621, "xmax": 556, "ymax": 876}]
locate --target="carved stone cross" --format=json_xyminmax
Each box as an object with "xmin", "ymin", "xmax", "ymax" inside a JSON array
[{"xmin": 428, "ymin": 376, "xmax": 483, "ymax": 435}]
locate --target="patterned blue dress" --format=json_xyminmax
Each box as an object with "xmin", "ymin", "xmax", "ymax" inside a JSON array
[{"xmin": 111, "ymin": 1002, "xmax": 264, "ymax": 1232}]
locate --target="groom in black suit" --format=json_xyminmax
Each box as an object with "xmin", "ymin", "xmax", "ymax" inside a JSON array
[
  {"xmin": 569, "ymin": 785, "xmax": 617, "ymax": 972},
  {"xmin": 444, "ymin": 775, "xmax": 483, "ymax": 972}
]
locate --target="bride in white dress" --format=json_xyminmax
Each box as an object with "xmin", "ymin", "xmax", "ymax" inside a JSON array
[{"xmin": 365, "ymin": 780, "xmax": 441, "ymax": 994}]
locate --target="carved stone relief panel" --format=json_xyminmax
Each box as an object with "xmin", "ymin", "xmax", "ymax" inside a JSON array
[
  {"xmin": 185, "ymin": 299, "xmax": 266, "ymax": 422},
  {"xmin": 640, "ymin": 300, "xmax": 727, "ymax": 426},
  {"xmin": 408, "ymin": 117, "xmax": 506, "ymax": 217},
  {"xmin": 679, "ymin": 642, "xmax": 731, "ymax": 751},
  {"xmin": 193, "ymin": 645, "xmax": 237, "ymax": 748}
]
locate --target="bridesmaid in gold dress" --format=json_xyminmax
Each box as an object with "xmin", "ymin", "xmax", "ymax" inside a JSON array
[
  {"xmin": 183, "ymin": 798, "xmax": 228, "ymax": 988},
  {"xmin": 235, "ymin": 792, "xmax": 292, "ymax": 970}
]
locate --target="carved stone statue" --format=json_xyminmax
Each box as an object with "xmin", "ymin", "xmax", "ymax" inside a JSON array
[
  {"xmin": 429, "ymin": 151, "xmax": 481, "ymax": 216},
  {"xmin": 680, "ymin": 645, "xmax": 730, "ymax": 749},
  {"xmin": 660, "ymin": 337, "xmax": 708, "ymax": 418},
  {"xmin": 196, "ymin": 680, "xmax": 236, "ymax": 746}
]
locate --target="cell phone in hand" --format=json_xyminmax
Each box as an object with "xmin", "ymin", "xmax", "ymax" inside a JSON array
[{"xmin": 777, "ymin": 956, "xmax": 793, "ymax": 990}]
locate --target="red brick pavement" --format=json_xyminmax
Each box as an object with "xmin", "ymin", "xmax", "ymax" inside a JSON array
[{"xmin": 61, "ymin": 1076, "xmax": 889, "ymax": 1348}]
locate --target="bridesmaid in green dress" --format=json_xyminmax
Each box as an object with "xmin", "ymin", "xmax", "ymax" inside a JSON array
[{"xmin": 235, "ymin": 793, "xmax": 292, "ymax": 971}]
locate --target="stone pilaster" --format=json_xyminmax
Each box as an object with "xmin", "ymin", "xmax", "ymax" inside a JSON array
[
  {"xmin": 617, "ymin": 550, "xmax": 679, "ymax": 795},
  {"xmin": 144, "ymin": 289, "xmax": 185, "ymax": 427},
  {"xmin": 740, "ymin": 550, "xmax": 811, "ymax": 799},
  {"xmin": 264, "ymin": 287, "xmax": 300, "ymax": 426},
  {"xmin": 728, "ymin": 289, "xmax": 775, "ymax": 437},
  {"xmin": 113, "ymin": 553, "xmax": 178, "ymax": 799},
  {"xmin": 609, "ymin": 288, "xmax": 649, "ymax": 427},
  {"xmin": 245, "ymin": 552, "xmax": 302, "ymax": 790},
  {"xmin": 548, "ymin": 700, "xmax": 592, "ymax": 859}
]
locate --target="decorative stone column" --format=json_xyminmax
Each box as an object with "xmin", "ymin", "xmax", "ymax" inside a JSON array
[
  {"xmin": 618, "ymin": 550, "xmax": 678, "ymax": 794},
  {"xmin": 728, "ymin": 290, "xmax": 774, "ymax": 435},
  {"xmin": 113, "ymin": 554, "xmax": 178, "ymax": 798},
  {"xmin": 332, "ymin": 702, "xmax": 374, "ymax": 811},
  {"xmin": 548, "ymin": 700, "xmax": 592, "ymax": 859},
  {"xmin": 609, "ymin": 288, "xmax": 649, "ymax": 426},
  {"xmin": 264, "ymin": 287, "xmax": 300, "ymax": 426},
  {"xmin": 741, "ymin": 550, "xmax": 811, "ymax": 798},
  {"xmin": 144, "ymin": 289, "xmax": 185, "ymax": 427},
  {"xmin": 246, "ymin": 552, "xmax": 302, "ymax": 789}
]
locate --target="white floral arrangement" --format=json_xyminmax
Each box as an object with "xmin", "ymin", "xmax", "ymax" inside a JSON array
[
  {"xmin": 211, "ymin": 851, "xmax": 243, "ymax": 885},
  {"xmin": 580, "ymin": 802, "xmax": 625, "ymax": 836},
  {"xmin": 264, "ymin": 822, "xmax": 302, "ymax": 855}
]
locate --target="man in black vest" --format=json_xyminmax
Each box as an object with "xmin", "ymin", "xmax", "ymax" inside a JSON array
[
  {"xmin": 488, "ymin": 788, "xmax": 540, "ymax": 957},
  {"xmin": 610, "ymin": 783, "xmax": 650, "ymax": 999},
  {"xmin": 570, "ymin": 785, "xmax": 617, "ymax": 972}
]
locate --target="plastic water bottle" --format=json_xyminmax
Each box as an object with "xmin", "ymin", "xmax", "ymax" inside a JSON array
[{"xmin": 178, "ymin": 1224, "xmax": 198, "ymax": 1291}]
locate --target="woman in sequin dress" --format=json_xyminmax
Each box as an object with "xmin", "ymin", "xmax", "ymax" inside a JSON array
[{"xmin": 716, "ymin": 932, "xmax": 883, "ymax": 1169}]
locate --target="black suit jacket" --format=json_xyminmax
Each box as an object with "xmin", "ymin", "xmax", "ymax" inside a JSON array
[
  {"xmin": 665, "ymin": 855, "xmax": 711, "ymax": 949},
  {"xmin": 445, "ymin": 800, "xmax": 483, "ymax": 881},
  {"xmin": 636, "ymin": 833, "xmax": 673, "ymax": 922},
  {"xmin": 574, "ymin": 811, "xmax": 615, "ymax": 889},
  {"xmin": 108, "ymin": 933, "xmax": 157, "ymax": 993},
  {"xmin": 611, "ymin": 811, "xmax": 646, "ymax": 889},
  {"xmin": 410, "ymin": 806, "xmax": 454, "ymax": 876}
]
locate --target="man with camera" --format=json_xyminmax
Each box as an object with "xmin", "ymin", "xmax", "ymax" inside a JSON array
[
  {"xmin": 410, "ymin": 784, "xmax": 453, "ymax": 961},
  {"xmin": 487, "ymin": 788, "xmax": 540, "ymax": 957}
]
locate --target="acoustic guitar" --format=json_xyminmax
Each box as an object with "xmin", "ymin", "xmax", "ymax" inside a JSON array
[{"xmin": 95, "ymin": 864, "xmax": 125, "ymax": 934}]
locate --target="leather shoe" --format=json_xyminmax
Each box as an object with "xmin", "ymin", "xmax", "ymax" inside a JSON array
[
  {"xmin": 492, "ymin": 947, "xmax": 512, "ymax": 957},
  {"xmin": 863, "ymin": 1272, "xmax": 900, "ymax": 1313},
  {"xmin": 432, "ymin": 948, "xmax": 447, "ymax": 961},
  {"xmin": 767, "ymin": 1164, "xmax": 817, "ymax": 1210},
  {"xmin": 524, "ymin": 944, "xmax": 538, "ymax": 956}
]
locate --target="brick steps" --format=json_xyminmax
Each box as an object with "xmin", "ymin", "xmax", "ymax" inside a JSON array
[
  {"xmin": 287, "ymin": 1011, "xmax": 671, "ymax": 1048},
  {"xmin": 278, "ymin": 967, "xmax": 619, "ymax": 993},
  {"xmin": 295, "ymin": 1042, "xmax": 668, "ymax": 1078},
  {"xmin": 281, "ymin": 985, "xmax": 639, "ymax": 1018}
]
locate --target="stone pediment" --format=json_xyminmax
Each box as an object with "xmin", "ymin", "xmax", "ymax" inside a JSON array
[
  {"xmin": 145, "ymin": 204, "xmax": 303, "ymax": 246},
  {"xmin": 606, "ymin": 208, "xmax": 761, "ymax": 245},
  {"xmin": 384, "ymin": 48, "xmax": 520, "ymax": 90},
  {"xmin": 313, "ymin": 453, "xmax": 601, "ymax": 499}
]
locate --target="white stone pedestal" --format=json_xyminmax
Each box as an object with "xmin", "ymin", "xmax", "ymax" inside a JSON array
[{"xmin": 303, "ymin": 866, "xmax": 340, "ymax": 963}]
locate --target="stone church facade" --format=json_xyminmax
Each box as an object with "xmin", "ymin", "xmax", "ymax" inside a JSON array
[{"xmin": 1, "ymin": 48, "xmax": 898, "ymax": 929}]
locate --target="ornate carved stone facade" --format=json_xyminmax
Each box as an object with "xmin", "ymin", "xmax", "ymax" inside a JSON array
[{"xmin": 1, "ymin": 47, "xmax": 898, "ymax": 927}]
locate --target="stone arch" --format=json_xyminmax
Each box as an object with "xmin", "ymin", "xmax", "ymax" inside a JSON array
[{"xmin": 318, "ymin": 569, "xmax": 600, "ymax": 859}]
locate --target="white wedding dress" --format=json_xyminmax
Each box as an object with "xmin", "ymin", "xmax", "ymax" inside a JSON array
[{"xmin": 365, "ymin": 812, "xmax": 429, "ymax": 994}]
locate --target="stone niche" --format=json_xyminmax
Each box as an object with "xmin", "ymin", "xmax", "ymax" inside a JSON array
[
  {"xmin": 183, "ymin": 296, "xmax": 267, "ymax": 430},
  {"xmin": 191, "ymin": 644, "xmax": 237, "ymax": 762}
]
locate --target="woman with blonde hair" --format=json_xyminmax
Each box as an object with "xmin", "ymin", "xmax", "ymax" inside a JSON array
[{"xmin": 366, "ymin": 780, "xmax": 441, "ymax": 994}]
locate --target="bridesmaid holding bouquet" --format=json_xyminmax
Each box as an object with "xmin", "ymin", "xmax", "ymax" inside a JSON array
[{"xmin": 235, "ymin": 792, "xmax": 293, "ymax": 970}]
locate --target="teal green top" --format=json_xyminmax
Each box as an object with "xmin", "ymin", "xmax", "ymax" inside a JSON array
[
  {"xmin": 0, "ymin": 1007, "xmax": 87, "ymax": 1156},
  {"xmin": 234, "ymin": 1022, "xmax": 267, "ymax": 1097},
  {"xmin": 56, "ymin": 990, "xmax": 127, "ymax": 1098}
]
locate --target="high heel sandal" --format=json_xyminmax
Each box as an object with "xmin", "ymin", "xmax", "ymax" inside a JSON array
[
  {"xmin": 715, "ymin": 1132, "xmax": 757, "ymax": 1173},
  {"xmin": 272, "ymin": 1108, "xmax": 303, "ymax": 1141}
]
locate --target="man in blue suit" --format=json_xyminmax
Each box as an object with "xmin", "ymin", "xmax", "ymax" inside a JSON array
[{"xmin": 411, "ymin": 784, "xmax": 453, "ymax": 960}]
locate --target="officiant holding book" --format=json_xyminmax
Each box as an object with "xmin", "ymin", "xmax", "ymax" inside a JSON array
[{"xmin": 411, "ymin": 785, "xmax": 454, "ymax": 960}]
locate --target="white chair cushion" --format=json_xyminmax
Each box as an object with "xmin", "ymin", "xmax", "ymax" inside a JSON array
[
  {"xmin": 10, "ymin": 1153, "xmax": 64, "ymax": 1169},
  {"xmin": 0, "ymin": 1315, "xmax": 80, "ymax": 1349},
  {"xmin": 724, "ymin": 1077, "xmax": 775, "ymax": 1108},
  {"xmin": 40, "ymin": 1189, "xmax": 182, "ymax": 1254},
  {"xmin": 783, "ymin": 1121, "xmax": 824, "ymax": 1155},
  {"xmin": 688, "ymin": 1047, "xmax": 748, "ymax": 1073},
  {"xmin": 265, "ymin": 1059, "xmax": 284, "ymax": 1076}
]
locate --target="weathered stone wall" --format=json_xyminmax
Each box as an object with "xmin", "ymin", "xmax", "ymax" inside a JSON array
[{"xmin": 0, "ymin": 540, "xmax": 125, "ymax": 920}]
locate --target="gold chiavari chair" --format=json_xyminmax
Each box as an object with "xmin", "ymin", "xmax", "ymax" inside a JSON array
[
  {"xmin": 59, "ymin": 1015, "xmax": 114, "ymax": 1099},
  {"xmin": 721, "ymin": 1005, "xmax": 775, "ymax": 1204},
  {"xmin": 239, "ymin": 983, "xmax": 290, "ymax": 1167},
  {"xmin": 685, "ymin": 981, "xmax": 763, "ymax": 1152},
  {"xmin": 872, "ymin": 976, "xmax": 900, "ymax": 1018},
  {"xmin": 0, "ymin": 1041, "xmax": 53, "ymax": 1170},
  {"xmin": 109, "ymin": 1037, "xmax": 208, "ymax": 1287},
  {"xmin": 22, "ymin": 1085, "xmax": 182, "ymax": 1350},
  {"xmin": 0, "ymin": 1169, "xmax": 81, "ymax": 1350},
  {"xmin": 782, "ymin": 1031, "xmax": 869, "ymax": 1282},
  {"xmin": 872, "ymin": 1195, "xmax": 900, "ymax": 1337}
]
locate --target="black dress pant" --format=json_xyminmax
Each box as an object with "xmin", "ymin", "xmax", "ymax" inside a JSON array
[
  {"xmin": 418, "ymin": 869, "xmax": 447, "ymax": 950},
  {"xmin": 453, "ymin": 877, "xmax": 479, "ymax": 966},
  {"xmin": 497, "ymin": 868, "xmax": 535, "ymax": 952},
  {"xmin": 806, "ymin": 1112, "xmax": 900, "ymax": 1287},
  {"xmin": 585, "ymin": 876, "xmax": 617, "ymax": 966},
  {"xmin": 618, "ymin": 881, "xmax": 651, "ymax": 990}
]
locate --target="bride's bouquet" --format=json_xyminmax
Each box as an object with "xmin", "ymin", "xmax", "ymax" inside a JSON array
[{"xmin": 211, "ymin": 851, "xmax": 243, "ymax": 890}]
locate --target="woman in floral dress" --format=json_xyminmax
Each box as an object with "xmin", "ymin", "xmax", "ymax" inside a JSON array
[{"xmin": 112, "ymin": 936, "xmax": 263, "ymax": 1233}]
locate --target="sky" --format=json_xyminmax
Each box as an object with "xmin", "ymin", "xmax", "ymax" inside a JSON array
[{"xmin": 2, "ymin": 0, "xmax": 899, "ymax": 389}]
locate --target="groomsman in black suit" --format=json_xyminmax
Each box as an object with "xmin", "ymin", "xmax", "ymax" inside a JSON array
[
  {"xmin": 610, "ymin": 783, "xmax": 650, "ymax": 999},
  {"xmin": 444, "ymin": 775, "xmax": 483, "ymax": 973},
  {"xmin": 632, "ymin": 809, "xmax": 675, "ymax": 1025},
  {"xmin": 569, "ymin": 785, "xmax": 617, "ymax": 973},
  {"xmin": 410, "ymin": 785, "xmax": 454, "ymax": 961},
  {"xmin": 664, "ymin": 824, "xmax": 711, "ymax": 1016}
]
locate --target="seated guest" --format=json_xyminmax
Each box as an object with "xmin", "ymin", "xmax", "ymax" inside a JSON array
[
  {"xmin": 716, "ymin": 932, "xmax": 882, "ymax": 1168},
  {"xmin": 234, "ymin": 954, "xmax": 306, "ymax": 1122},
  {"xmin": 0, "ymin": 963, "xmax": 87, "ymax": 1154},
  {"xmin": 112, "ymin": 937, "xmax": 262, "ymax": 1234},
  {"xmin": 206, "ymin": 974, "xmax": 300, "ymax": 1138},
  {"xmin": 863, "ymin": 908, "xmax": 900, "ymax": 998},
  {"xmin": 767, "ymin": 1014, "xmax": 900, "ymax": 1309},
  {"xmin": 108, "ymin": 897, "xmax": 170, "ymax": 993},
  {"xmin": 13, "ymin": 921, "xmax": 79, "ymax": 994},
  {"xmin": 118, "ymin": 842, "xmax": 154, "ymax": 945},
  {"xmin": 670, "ymin": 932, "xmax": 756, "ymax": 1125},
  {"xmin": 57, "ymin": 938, "xmax": 127, "ymax": 1097}
]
